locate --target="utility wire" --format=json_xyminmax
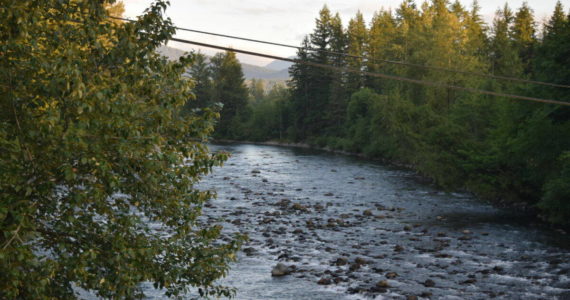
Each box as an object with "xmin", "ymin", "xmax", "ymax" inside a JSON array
[
  {"xmin": 112, "ymin": 16, "xmax": 570, "ymax": 89},
  {"xmin": 170, "ymin": 37, "xmax": 570, "ymax": 107}
]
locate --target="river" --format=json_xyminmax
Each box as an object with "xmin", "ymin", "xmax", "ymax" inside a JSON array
[{"xmin": 145, "ymin": 143, "xmax": 570, "ymax": 299}]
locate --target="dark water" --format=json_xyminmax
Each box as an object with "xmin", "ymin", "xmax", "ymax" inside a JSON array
[{"xmin": 141, "ymin": 143, "xmax": 570, "ymax": 299}]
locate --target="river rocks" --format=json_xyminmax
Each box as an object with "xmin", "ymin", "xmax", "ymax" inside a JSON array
[
  {"xmin": 251, "ymin": 169, "xmax": 261, "ymax": 174},
  {"xmin": 385, "ymin": 272, "xmax": 398, "ymax": 279},
  {"xmin": 313, "ymin": 204, "xmax": 325, "ymax": 211},
  {"xmin": 271, "ymin": 263, "xmax": 295, "ymax": 277},
  {"xmin": 423, "ymin": 279, "xmax": 436, "ymax": 287},
  {"xmin": 461, "ymin": 278, "xmax": 477, "ymax": 284},
  {"xmin": 242, "ymin": 247, "xmax": 257, "ymax": 256},
  {"xmin": 376, "ymin": 280, "xmax": 390, "ymax": 288},
  {"xmin": 349, "ymin": 262, "xmax": 362, "ymax": 272},
  {"xmin": 324, "ymin": 192, "xmax": 334, "ymax": 197},
  {"xmin": 354, "ymin": 257, "xmax": 369, "ymax": 265},
  {"xmin": 334, "ymin": 257, "xmax": 348, "ymax": 266},
  {"xmin": 363, "ymin": 210, "xmax": 373, "ymax": 216},
  {"xmin": 493, "ymin": 266, "xmax": 504, "ymax": 272},
  {"xmin": 317, "ymin": 277, "xmax": 332, "ymax": 285},
  {"xmin": 291, "ymin": 203, "xmax": 309, "ymax": 212},
  {"xmin": 394, "ymin": 245, "xmax": 405, "ymax": 252}
]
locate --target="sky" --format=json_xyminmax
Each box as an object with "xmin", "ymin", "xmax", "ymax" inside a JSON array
[{"xmin": 123, "ymin": 0, "xmax": 565, "ymax": 67}]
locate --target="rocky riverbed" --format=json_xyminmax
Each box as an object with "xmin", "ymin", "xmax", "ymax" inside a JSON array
[{"xmin": 148, "ymin": 143, "xmax": 570, "ymax": 299}]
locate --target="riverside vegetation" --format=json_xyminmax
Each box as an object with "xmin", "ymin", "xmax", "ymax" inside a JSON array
[
  {"xmin": 1, "ymin": 1, "xmax": 243, "ymax": 298},
  {"xmin": 187, "ymin": 1, "xmax": 570, "ymax": 227}
]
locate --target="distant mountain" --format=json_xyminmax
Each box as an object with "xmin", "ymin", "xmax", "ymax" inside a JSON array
[
  {"xmin": 264, "ymin": 58, "xmax": 295, "ymax": 71},
  {"xmin": 156, "ymin": 45, "xmax": 290, "ymax": 80},
  {"xmin": 157, "ymin": 45, "xmax": 187, "ymax": 61},
  {"xmin": 241, "ymin": 64, "xmax": 289, "ymax": 80}
]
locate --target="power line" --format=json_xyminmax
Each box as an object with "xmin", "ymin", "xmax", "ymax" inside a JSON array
[
  {"xmin": 169, "ymin": 37, "xmax": 570, "ymax": 107},
  {"xmin": 111, "ymin": 16, "xmax": 570, "ymax": 90}
]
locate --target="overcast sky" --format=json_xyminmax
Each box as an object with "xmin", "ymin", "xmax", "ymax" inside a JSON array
[{"xmin": 124, "ymin": 0, "xmax": 564, "ymax": 67}]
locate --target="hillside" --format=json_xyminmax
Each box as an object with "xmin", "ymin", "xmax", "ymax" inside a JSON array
[{"xmin": 157, "ymin": 45, "xmax": 290, "ymax": 80}]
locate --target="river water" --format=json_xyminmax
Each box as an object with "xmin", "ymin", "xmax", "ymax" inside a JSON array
[{"xmin": 145, "ymin": 143, "xmax": 570, "ymax": 299}]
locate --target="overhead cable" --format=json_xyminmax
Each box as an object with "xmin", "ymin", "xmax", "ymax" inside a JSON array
[
  {"xmin": 111, "ymin": 16, "xmax": 570, "ymax": 89},
  {"xmin": 169, "ymin": 37, "xmax": 570, "ymax": 107}
]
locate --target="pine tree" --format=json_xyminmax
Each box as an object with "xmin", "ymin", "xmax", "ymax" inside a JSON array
[
  {"xmin": 288, "ymin": 37, "xmax": 312, "ymax": 140},
  {"xmin": 307, "ymin": 5, "xmax": 334, "ymax": 137},
  {"xmin": 249, "ymin": 78, "xmax": 266, "ymax": 104},
  {"xmin": 210, "ymin": 51, "xmax": 249, "ymax": 138},
  {"xmin": 367, "ymin": 9, "xmax": 398, "ymax": 91},
  {"xmin": 346, "ymin": 11, "xmax": 368, "ymax": 94},
  {"xmin": 327, "ymin": 13, "xmax": 349, "ymax": 131},
  {"xmin": 490, "ymin": 4, "xmax": 522, "ymax": 79},
  {"xmin": 512, "ymin": 2, "xmax": 537, "ymax": 74},
  {"xmin": 183, "ymin": 52, "xmax": 212, "ymax": 111}
]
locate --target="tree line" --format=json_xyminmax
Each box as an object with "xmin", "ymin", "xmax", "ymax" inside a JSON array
[{"xmin": 201, "ymin": 0, "xmax": 570, "ymax": 226}]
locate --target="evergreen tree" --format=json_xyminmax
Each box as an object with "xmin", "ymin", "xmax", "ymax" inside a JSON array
[
  {"xmin": 512, "ymin": 2, "xmax": 537, "ymax": 74},
  {"xmin": 346, "ymin": 11, "xmax": 368, "ymax": 94},
  {"xmin": 490, "ymin": 4, "xmax": 522, "ymax": 79},
  {"xmin": 367, "ymin": 9, "xmax": 398, "ymax": 91},
  {"xmin": 307, "ymin": 5, "xmax": 334, "ymax": 137},
  {"xmin": 327, "ymin": 13, "xmax": 349, "ymax": 132},
  {"xmin": 210, "ymin": 51, "xmax": 249, "ymax": 138},
  {"xmin": 183, "ymin": 52, "xmax": 212, "ymax": 111},
  {"xmin": 534, "ymin": 1, "xmax": 570, "ymax": 103},
  {"xmin": 288, "ymin": 37, "xmax": 312, "ymax": 140},
  {"xmin": 249, "ymin": 78, "xmax": 266, "ymax": 104}
]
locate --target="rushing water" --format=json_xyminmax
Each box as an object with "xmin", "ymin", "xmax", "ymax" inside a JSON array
[{"xmin": 140, "ymin": 143, "xmax": 570, "ymax": 300}]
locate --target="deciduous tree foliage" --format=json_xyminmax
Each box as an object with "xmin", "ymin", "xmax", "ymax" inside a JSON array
[{"xmin": 0, "ymin": 0, "xmax": 242, "ymax": 298}]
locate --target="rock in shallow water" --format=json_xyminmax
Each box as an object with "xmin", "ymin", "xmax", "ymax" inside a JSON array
[{"xmin": 271, "ymin": 263, "xmax": 295, "ymax": 277}]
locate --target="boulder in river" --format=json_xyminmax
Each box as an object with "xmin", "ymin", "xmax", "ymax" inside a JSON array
[
  {"xmin": 242, "ymin": 247, "xmax": 257, "ymax": 256},
  {"xmin": 376, "ymin": 280, "xmax": 390, "ymax": 288},
  {"xmin": 271, "ymin": 263, "xmax": 295, "ymax": 277},
  {"xmin": 334, "ymin": 257, "xmax": 348, "ymax": 266},
  {"xmin": 354, "ymin": 257, "xmax": 369, "ymax": 265},
  {"xmin": 423, "ymin": 279, "xmax": 435, "ymax": 287},
  {"xmin": 317, "ymin": 277, "xmax": 332, "ymax": 285}
]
